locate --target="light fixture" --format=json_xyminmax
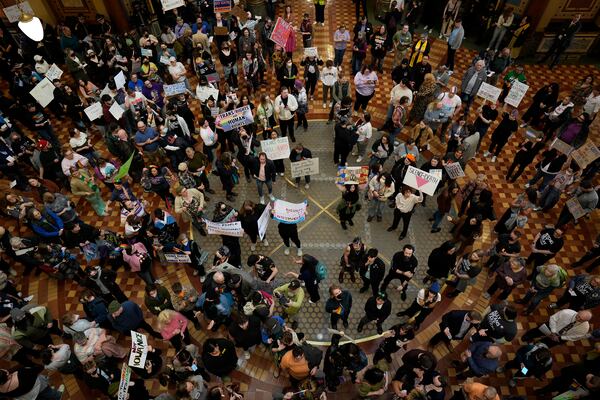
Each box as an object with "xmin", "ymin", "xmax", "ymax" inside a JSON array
[{"xmin": 17, "ymin": 4, "xmax": 44, "ymax": 42}]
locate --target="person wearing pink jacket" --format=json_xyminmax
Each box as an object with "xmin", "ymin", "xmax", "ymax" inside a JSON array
[{"xmin": 157, "ymin": 309, "xmax": 190, "ymax": 350}]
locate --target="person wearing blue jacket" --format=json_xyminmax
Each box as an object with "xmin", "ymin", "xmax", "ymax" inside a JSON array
[
  {"xmin": 107, "ymin": 300, "xmax": 161, "ymax": 338},
  {"xmin": 453, "ymin": 341, "xmax": 502, "ymax": 379},
  {"xmin": 27, "ymin": 207, "xmax": 64, "ymax": 243},
  {"xmin": 80, "ymin": 290, "xmax": 111, "ymax": 329}
]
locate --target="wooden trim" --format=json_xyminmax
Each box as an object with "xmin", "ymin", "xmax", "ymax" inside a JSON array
[{"xmin": 46, "ymin": 0, "xmax": 97, "ymax": 20}]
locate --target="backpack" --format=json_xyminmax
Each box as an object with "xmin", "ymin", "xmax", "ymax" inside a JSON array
[
  {"xmin": 302, "ymin": 343, "xmax": 323, "ymax": 369},
  {"xmin": 316, "ymin": 262, "xmax": 328, "ymax": 281}
]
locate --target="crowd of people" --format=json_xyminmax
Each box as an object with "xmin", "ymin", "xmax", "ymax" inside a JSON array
[{"xmin": 0, "ymin": 0, "xmax": 599, "ymax": 399}]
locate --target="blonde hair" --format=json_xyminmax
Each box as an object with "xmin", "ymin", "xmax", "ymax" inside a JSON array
[
  {"xmin": 423, "ymin": 73, "xmax": 436, "ymax": 86},
  {"xmin": 157, "ymin": 309, "xmax": 178, "ymax": 328}
]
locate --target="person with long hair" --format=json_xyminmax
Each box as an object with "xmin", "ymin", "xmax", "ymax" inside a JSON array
[
  {"xmin": 337, "ymin": 184, "xmax": 361, "ymax": 230},
  {"xmin": 156, "ymin": 309, "xmax": 190, "ymax": 351},
  {"xmin": 239, "ymin": 199, "xmax": 269, "ymax": 251},
  {"xmin": 215, "ymin": 152, "xmax": 239, "ymax": 202},
  {"xmin": 407, "ymin": 73, "xmax": 437, "ymax": 123},
  {"xmin": 287, "ymin": 254, "xmax": 319, "ymax": 302}
]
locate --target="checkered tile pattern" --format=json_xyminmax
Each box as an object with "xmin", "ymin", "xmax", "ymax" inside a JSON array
[{"xmin": 2, "ymin": 0, "xmax": 599, "ymax": 399}]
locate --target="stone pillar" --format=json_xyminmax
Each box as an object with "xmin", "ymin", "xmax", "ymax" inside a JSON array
[{"xmin": 103, "ymin": 0, "xmax": 130, "ymax": 33}]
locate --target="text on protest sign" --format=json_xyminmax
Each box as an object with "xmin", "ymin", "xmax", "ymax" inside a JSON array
[
  {"xmin": 84, "ymin": 102, "xmax": 103, "ymax": 121},
  {"xmin": 215, "ymin": 105, "xmax": 254, "ymax": 132},
  {"xmin": 29, "ymin": 78, "xmax": 55, "ymax": 108},
  {"xmin": 2, "ymin": 1, "xmax": 33, "ymax": 23},
  {"xmin": 45, "ymin": 64, "xmax": 63, "ymax": 81},
  {"xmin": 109, "ymin": 102, "xmax": 125, "ymax": 120},
  {"xmin": 291, "ymin": 158, "xmax": 319, "ymax": 178},
  {"xmin": 336, "ymin": 166, "xmax": 369, "ymax": 186},
  {"xmin": 114, "ymin": 71, "xmax": 126, "ymax": 90},
  {"xmin": 504, "ymin": 81, "xmax": 529, "ymax": 107},
  {"xmin": 304, "ymin": 47, "xmax": 318, "ymax": 58},
  {"xmin": 203, "ymin": 219, "xmax": 244, "ymax": 237},
  {"xmin": 128, "ymin": 331, "xmax": 148, "ymax": 368},
  {"xmin": 444, "ymin": 162, "xmax": 465, "ymax": 179},
  {"xmin": 214, "ymin": 0, "xmax": 232, "ymax": 12},
  {"xmin": 402, "ymin": 166, "xmax": 441, "ymax": 196},
  {"xmin": 550, "ymin": 138, "xmax": 573, "ymax": 155},
  {"xmin": 261, "ymin": 137, "xmax": 291, "ymax": 160},
  {"xmin": 566, "ymin": 197, "xmax": 586, "ymax": 220},
  {"xmin": 196, "ymin": 85, "xmax": 219, "ymax": 102},
  {"xmin": 163, "ymin": 253, "xmax": 192, "ymax": 263},
  {"xmin": 270, "ymin": 17, "xmax": 292, "ymax": 47},
  {"xmin": 161, "ymin": 0, "xmax": 185, "ymax": 12},
  {"xmin": 272, "ymin": 200, "xmax": 307, "ymax": 224},
  {"xmin": 258, "ymin": 202, "xmax": 272, "ymax": 240},
  {"xmin": 117, "ymin": 363, "xmax": 131, "ymax": 400},
  {"xmin": 476, "ymin": 82, "xmax": 502, "ymax": 103},
  {"xmin": 163, "ymin": 82, "xmax": 187, "ymax": 97},
  {"xmin": 572, "ymin": 141, "xmax": 600, "ymax": 168}
]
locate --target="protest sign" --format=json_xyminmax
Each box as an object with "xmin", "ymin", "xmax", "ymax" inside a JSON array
[
  {"xmin": 163, "ymin": 253, "xmax": 192, "ymax": 263},
  {"xmin": 29, "ymin": 78, "xmax": 55, "ymax": 108},
  {"xmin": 84, "ymin": 102, "xmax": 103, "ymax": 121},
  {"xmin": 128, "ymin": 331, "xmax": 148, "ymax": 368},
  {"xmin": 160, "ymin": 55, "xmax": 170, "ymax": 65},
  {"xmin": 109, "ymin": 102, "xmax": 124, "ymax": 120},
  {"xmin": 216, "ymin": 105, "xmax": 254, "ymax": 132},
  {"xmin": 258, "ymin": 202, "xmax": 272, "ymax": 240},
  {"xmin": 273, "ymin": 200, "xmax": 307, "ymax": 224},
  {"xmin": 203, "ymin": 219, "xmax": 244, "ymax": 237},
  {"xmin": 430, "ymin": 169, "xmax": 443, "ymax": 180},
  {"xmin": 113, "ymin": 152, "xmax": 135, "ymax": 181},
  {"xmin": 163, "ymin": 82, "xmax": 187, "ymax": 97},
  {"xmin": 100, "ymin": 84, "xmax": 112, "ymax": 98},
  {"xmin": 206, "ymin": 72, "xmax": 220, "ymax": 83},
  {"xmin": 196, "ymin": 85, "xmax": 219, "ymax": 102},
  {"xmin": 291, "ymin": 158, "xmax": 319, "ymax": 178},
  {"xmin": 402, "ymin": 166, "xmax": 441, "ymax": 196},
  {"xmin": 304, "ymin": 47, "xmax": 318, "ymax": 58},
  {"xmin": 210, "ymin": 107, "xmax": 220, "ymax": 116},
  {"xmin": 335, "ymin": 166, "xmax": 369, "ymax": 186},
  {"xmin": 2, "ymin": 1, "xmax": 33, "ymax": 23},
  {"xmin": 270, "ymin": 17, "xmax": 292, "ymax": 47},
  {"xmin": 114, "ymin": 71, "xmax": 126, "ymax": 90},
  {"xmin": 550, "ymin": 138, "xmax": 573, "ymax": 155},
  {"xmin": 45, "ymin": 64, "xmax": 63, "ymax": 81},
  {"xmin": 504, "ymin": 81, "xmax": 529, "ymax": 107},
  {"xmin": 117, "ymin": 363, "xmax": 131, "ymax": 400},
  {"xmin": 477, "ymin": 82, "xmax": 502, "ymax": 103},
  {"xmin": 444, "ymin": 162, "xmax": 465, "ymax": 179},
  {"xmin": 214, "ymin": 0, "xmax": 232, "ymax": 12},
  {"xmin": 566, "ymin": 197, "xmax": 586, "ymax": 220},
  {"xmin": 261, "ymin": 137, "xmax": 291, "ymax": 160},
  {"xmin": 161, "ymin": 0, "xmax": 185, "ymax": 12},
  {"xmin": 140, "ymin": 48, "xmax": 153, "ymax": 57},
  {"xmin": 572, "ymin": 141, "xmax": 600, "ymax": 168}
]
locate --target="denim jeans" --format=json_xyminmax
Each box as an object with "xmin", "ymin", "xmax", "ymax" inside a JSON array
[
  {"xmin": 431, "ymin": 209, "xmax": 444, "ymax": 229},
  {"xmin": 256, "ymin": 179, "xmax": 273, "ymax": 197},
  {"xmin": 334, "ymin": 49, "xmax": 346, "ymax": 67},
  {"xmin": 323, "ymin": 84, "xmax": 333, "ymax": 104},
  {"xmin": 368, "ymin": 198, "xmax": 385, "ymax": 218},
  {"xmin": 356, "ymin": 140, "xmax": 368, "ymax": 157}
]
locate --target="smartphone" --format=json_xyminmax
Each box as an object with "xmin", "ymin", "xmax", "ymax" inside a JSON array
[
  {"xmin": 191, "ymin": 364, "xmax": 198, "ymax": 372},
  {"xmin": 520, "ymin": 366, "xmax": 528, "ymax": 375}
]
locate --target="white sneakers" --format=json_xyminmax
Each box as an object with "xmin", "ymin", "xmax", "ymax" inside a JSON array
[
  {"xmin": 244, "ymin": 351, "xmax": 251, "ymax": 359},
  {"xmin": 297, "ymin": 248, "xmax": 303, "ymax": 256},
  {"xmin": 491, "ymin": 156, "xmax": 497, "ymax": 162},
  {"xmin": 304, "ymin": 183, "xmax": 310, "ymax": 189},
  {"xmin": 483, "ymin": 151, "xmax": 491, "ymax": 157},
  {"xmin": 250, "ymin": 244, "xmax": 256, "ymax": 251},
  {"xmin": 356, "ymin": 156, "xmax": 363, "ymax": 162},
  {"xmin": 269, "ymin": 194, "xmax": 276, "ymax": 202},
  {"xmin": 259, "ymin": 196, "xmax": 265, "ymax": 205},
  {"xmin": 263, "ymin": 239, "xmax": 269, "ymax": 247},
  {"xmin": 323, "ymin": 103, "xmax": 327, "ymax": 108},
  {"xmin": 284, "ymin": 247, "xmax": 290, "ymax": 255}
]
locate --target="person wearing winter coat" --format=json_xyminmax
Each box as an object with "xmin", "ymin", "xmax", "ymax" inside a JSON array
[
  {"xmin": 357, "ymin": 292, "xmax": 391, "ymax": 334},
  {"xmin": 325, "ymin": 284, "xmax": 352, "ymax": 330}
]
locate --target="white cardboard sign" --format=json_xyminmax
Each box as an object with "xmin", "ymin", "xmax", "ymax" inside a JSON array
[
  {"xmin": 402, "ymin": 166, "xmax": 441, "ymax": 196},
  {"xmin": 291, "ymin": 158, "xmax": 319, "ymax": 178},
  {"xmin": 84, "ymin": 102, "xmax": 103, "ymax": 121},
  {"xmin": 128, "ymin": 331, "xmax": 148, "ymax": 368},
  {"xmin": 477, "ymin": 82, "xmax": 502, "ymax": 103},
  {"xmin": 109, "ymin": 102, "xmax": 125, "ymax": 120},
  {"xmin": 203, "ymin": 219, "xmax": 244, "ymax": 237},
  {"xmin": 29, "ymin": 78, "xmax": 55, "ymax": 108},
  {"xmin": 504, "ymin": 81, "xmax": 529, "ymax": 107},
  {"xmin": 161, "ymin": 0, "xmax": 185, "ymax": 12},
  {"xmin": 45, "ymin": 64, "xmax": 63, "ymax": 81},
  {"xmin": 114, "ymin": 71, "xmax": 126, "ymax": 90},
  {"xmin": 444, "ymin": 162, "xmax": 465, "ymax": 179},
  {"xmin": 261, "ymin": 137, "xmax": 291, "ymax": 160},
  {"xmin": 258, "ymin": 202, "xmax": 272, "ymax": 240}
]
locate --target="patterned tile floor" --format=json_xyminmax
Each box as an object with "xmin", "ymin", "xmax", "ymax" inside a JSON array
[{"xmin": 2, "ymin": 0, "xmax": 600, "ymax": 399}]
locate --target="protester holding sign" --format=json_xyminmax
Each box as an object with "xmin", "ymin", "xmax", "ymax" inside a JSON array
[
  {"xmin": 239, "ymin": 200, "xmax": 269, "ymax": 251},
  {"xmin": 250, "ymin": 152, "xmax": 277, "ymax": 205},
  {"xmin": 289, "ymin": 143, "xmax": 313, "ymax": 189},
  {"xmin": 387, "ymin": 186, "xmax": 424, "ymax": 240},
  {"xmin": 274, "ymin": 86, "xmax": 298, "ymax": 142}
]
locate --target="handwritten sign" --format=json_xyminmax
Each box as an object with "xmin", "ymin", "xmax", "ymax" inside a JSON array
[
  {"xmin": 163, "ymin": 253, "xmax": 192, "ymax": 263},
  {"xmin": 572, "ymin": 141, "xmax": 600, "ymax": 168},
  {"xmin": 29, "ymin": 78, "xmax": 55, "ymax": 108},
  {"xmin": 196, "ymin": 85, "xmax": 219, "ymax": 102},
  {"xmin": 291, "ymin": 158, "xmax": 319, "ymax": 178},
  {"xmin": 210, "ymin": 107, "xmax": 220, "ymax": 116},
  {"xmin": 566, "ymin": 197, "xmax": 586, "ymax": 220},
  {"xmin": 550, "ymin": 138, "xmax": 573, "ymax": 155},
  {"xmin": 477, "ymin": 82, "xmax": 502, "ymax": 103},
  {"xmin": 114, "ymin": 71, "xmax": 126, "ymax": 90},
  {"xmin": 304, "ymin": 47, "xmax": 318, "ymax": 58},
  {"xmin": 45, "ymin": 64, "xmax": 63, "ymax": 81},
  {"xmin": 270, "ymin": 17, "xmax": 292, "ymax": 47},
  {"xmin": 430, "ymin": 169, "xmax": 443, "ymax": 180},
  {"xmin": 402, "ymin": 166, "xmax": 441, "ymax": 196},
  {"xmin": 2, "ymin": 1, "xmax": 33, "ymax": 23},
  {"xmin": 336, "ymin": 166, "xmax": 369, "ymax": 186},
  {"xmin": 504, "ymin": 81, "xmax": 529, "ymax": 107},
  {"xmin": 160, "ymin": 55, "xmax": 170, "ymax": 65},
  {"xmin": 117, "ymin": 363, "xmax": 131, "ymax": 400},
  {"xmin": 203, "ymin": 219, "xmax": 244, "ymax": 237},
  {"xmin": 444, "ymin": 162, "xmax": 465, "ymax": 179},
  {"xmin": 109, "ymin": 102, "xmax": 124, "ymax": 120},
  {"xmin": 161, "ymin": 0, "xmax": 185, "ymax": 12},
  {"xmin": 261, "ymin": 137, "xmax": 291, "ymax": 160},
  {"xmin": 258, "ymin": 202, "xmax": 272, "ymax": 240},
  {"xmin": 163, "ymin": 82, "xmax": 187, "ymax": 97},
  {"xmin": 214, "ymin": 0, "xmax": 232, "ymax": 13},
  {"xmin": 273, "ymin": 200, "xmax": 307, "ymax": 224},
  {"xmin": 140, "ymin": 48, "xmax": 153, "ymax": 57},
  {"xmin": 128, "ymin": 331, "xmax": 148, "ymax": 368},
  {"xmin": 84, "ymin": 102, "xmax": 103, "ymax": 121},
  {"xmin": 215, "ymin": 105, "xmax": 254, "ymax": 132}
]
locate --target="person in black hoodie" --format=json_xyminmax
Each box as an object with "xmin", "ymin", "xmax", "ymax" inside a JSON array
[
  {"xmin": 505, "ymin": 138, "xmax": 545, "ymax": 183},
  {"xmin": 333, "ymin": 121, "xmax": 358, "ymax": 166},
  {"xmin": 357, "ymin": 292, "xmax": 391, "ymax": 334},
  {"xmin": 202, "ymin": 337, "xmax": 238, "ymax": 378},
  {"xmin": 373, "ymin": 322, "xmax": 415, "ymax": 364},
  {"xmin": 337, "ymin": 184, "xmax": 361, "ymax": 230},
  {"xmin": 228, "ymin": 313, "xmax": 263, "ymax": 359},
  {"xmin": 521, "ymin": 83, "xmax": 559, "ymax": 129},
  {"xmin": 359, "ymin": 248, "xmax": 386, "ymax": 296},
  {"xmin": 289, "ymin": 142, "xmax": 313, "ymax": 189},
  {"xmin": 424, "ymin": 241, "xmax": 457, "ymax": 285},
  {"xmin": 325, "ymin": 284, "xmax": 352, "ymax": 330},
  {"xmin": 380, "ymin": 244, "xmax": 418, "ymax": 300}
]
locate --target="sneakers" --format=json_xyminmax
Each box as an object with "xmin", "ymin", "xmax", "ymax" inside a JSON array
[
  {"xmin": 304, "ymin": 183, "xmax": 310, "ymax": 189},
  {"xmin": 483, "ymin": 292, "xmax": 491, "ymax": 299},
  {"xmin": 57, "ymin": 384, "xmax": 65, "ymax": 395},
  {"xmin": 269, "ymin": 194, "xmax": 276, "ymax": 202},
  {"xmin": 491, "ymin": 156, "xmax": 497, "ymax": 162},
  {"xmin": 263, "ymin": 239, "xmax": 269, "ymax": 247},
  {"xmin": 154, "ymin": 279, "xmax": 163, "ymax": 284},
  {"xmin": 329, "ymin": 101, "xmax": 333, "ymax": 107},
  {"xmin": 520, "ymin": 123, "xmax": 528, "ymax": 128},
  {"xmin": 200, "ymin": 275, "xmax": 206, "ymax": 283},
  {"xmin": 297, "ymin": 248, "xmax": 303, "ymax": 256},
  {"xmin": 244, "ymin": 351, "xmax": 251, "ymax": 359},
  {"xmin": 524, "ymin": 183, "xmax": 531, "ymax": 188},
  {"xmin": 323, "ymin": 103, "xmax": 327, "ymax": 108},
  {"xmin": 250, "ymin": 244, "xmax": 256, "ymax": 251},
  {"xmin": 356, "ymin": 156, "xmax": 363, "ymax": 162},
  {"xmin": 483, "ymin": 151, "xmax": 491, "ymax": 157},
  {"xmin": 351, "ymin": 151, "xmax": 358, "ymax": 156},
  {"xmin": 284, "ymin": 247, "xmax": 290, "ymax": 255},
  {"xmin": 548, "ymin": 302, "xmax": 557, "ymax": 309},
  {"xmin": 279, "ymin": 172, "xmax": 284, "ymax": 176},
  {"xmin": 23, "ymin": 295, "xmax": 34, "ymax": 302},
  {"xmin": 259, "ymin": 196, "xmax": 265, "ymax": 205}
]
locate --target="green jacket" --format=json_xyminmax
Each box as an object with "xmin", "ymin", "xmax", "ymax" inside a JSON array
[
  {"xmin": 357, "ymin": 379, "xmax": 385, "ymax": 398},
  {"xmin": 274, "ymin": 283, "xmax": 305, "ymax": 315},
  {"xmin": 144, "ymin": 285, "xmax": 174, "ymax": 315},
  {"xmin": 12, "ymin": 305, "xmax": 53, "ymax": 349},
  {"xmin": 314, "ymin": 0, "xmax": 326, "ymax": 5}
]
